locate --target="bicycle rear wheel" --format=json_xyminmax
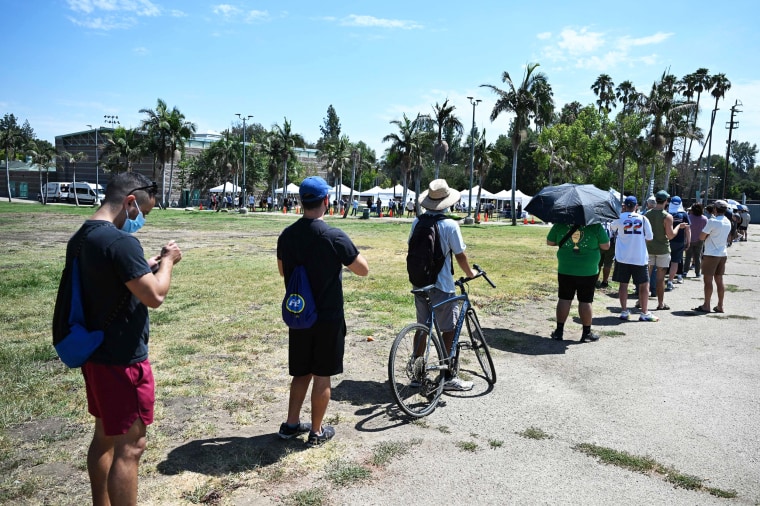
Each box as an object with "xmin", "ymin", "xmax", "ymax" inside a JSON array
[
  {"xmin": 388, "ymin": 323, "xmax": 446, "ymax": 418},
  {"xmin": 465, "ymin": 309, "xmax": 496, "ymax": 384}
]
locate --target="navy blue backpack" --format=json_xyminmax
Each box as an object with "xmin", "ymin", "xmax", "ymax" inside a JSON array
[{"xmin": 282, "ymin": 265, "xmax": 318, "ymax": 329}]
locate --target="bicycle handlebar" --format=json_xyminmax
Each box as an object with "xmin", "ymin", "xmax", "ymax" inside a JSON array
[{"xmin": 456, "ymin": 264, "xmax": 496, "ymax": 289}]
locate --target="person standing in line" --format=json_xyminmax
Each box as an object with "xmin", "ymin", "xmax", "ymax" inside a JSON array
[
  {"xmin": 409, "ymin": 179, "xmax": 477, "ymax": 390},
  {"xmin": 609, "ymin": 196, "xmax": 657, "ymax": 321},
  {"xmin": 684, "ymin": 203, "xmax": 708, "ymax": 277},
  {"xmin": 693, "ymin": 200, "xmax": 732, "ymax": 313},
  {"xmin": 645, "ymin": 190, "xmax": 687, "ymax": 311},
  {"xmin": 276, "ymin": 177, "xmax": 369, "ymax": 446},
  {"xmin": 596, "ymin": 220, "xmax": 616, "ymax": 289},
  {"xmin": 739, "ymin": 206, "xmax": 751, "ymax": 241},
  {"xmin": 547, "ymin": 220, "xmax": 611, "ymax": 342},
  {"xmin": 69, "ymin": 173, "xmax": 182, "ymax": 506},
  {"xmin": 666, "ymin": 196, "xmax": 691, "ymax": 290}
]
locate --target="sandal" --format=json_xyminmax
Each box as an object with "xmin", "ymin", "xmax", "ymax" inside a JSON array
[
  {"xmin": 713, "ymin": 307, "xmax": 724, "ymax": 313},
  {"xmin": 692, "ymin": 306, "xmax": 709, "ymax": 313},
  {"xmin": 655, "ymin": 304, "xmax": 670, "ymax": 310}
]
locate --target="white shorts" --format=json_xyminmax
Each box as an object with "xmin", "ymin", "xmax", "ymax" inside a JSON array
[{"xmin": 649, "ymin": 253, "xmax": 671, "ymax": 269}]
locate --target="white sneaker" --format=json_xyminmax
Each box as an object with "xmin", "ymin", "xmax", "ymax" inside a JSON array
[
  {"xmin": 619, "ymin": 310, "xmax": 630, "ymax": 320},
  {"xmin": 443, "ymin": 377, "xmax": 474, "ymax": 391}
]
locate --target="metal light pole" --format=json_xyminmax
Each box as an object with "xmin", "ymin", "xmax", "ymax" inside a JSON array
[
  {"xmin": 86, "ymin": 124, "xmax": 99, "ymax": 193},
  {"xmin": 703, "ymin": 107, "xmax": 718, "ymax": 206},
  {"xmin": 464, "ymin": 96, "xmax": 481, "ymax": 225},
  {"xmin": 723, "ymin": 100, "xmax": 741, "ymax": 198},
  {"xmin": 236, "ymin": 114, "xmax": 253, "ymax": 210}
]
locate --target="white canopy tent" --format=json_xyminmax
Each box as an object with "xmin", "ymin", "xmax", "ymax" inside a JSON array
[
  {"xmin": 328, "ymin": 184, "xmax": 352, "ymax": 201},
  {"xmin": 209, "ymin": 182, "xmax": 240, "ymax": 193},
  {"xmin": 356, "ymin": 185, "xmax": 416, "ymax": 202},
  {"xmin": 494, "ymin": 189, "xmax": 532, "ymax": 209},
  {"xmin": 358, "ymin": 185, "xmax": 383, "ymax": 198},
  {"xmin": 460, "ymin": 185, "xmax": 495, "ymax": 200},
  {"xmin": 275, "ymin": 183, "xmax": 300, "ymax": 195}
]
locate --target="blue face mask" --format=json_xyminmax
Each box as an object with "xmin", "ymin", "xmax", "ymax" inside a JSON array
[{"xmin": 121, "ymin": 202, "xmax": 145, "ymax": 233}]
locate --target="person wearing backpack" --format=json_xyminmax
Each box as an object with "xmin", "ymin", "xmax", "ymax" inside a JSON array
[
  {"xmin": 276, "ymin": 176, "xmax": 369, "ymax": 446},
  {"xmin": 64, "ymin": 172, "xmax": 182, "ymax": 506},
  {"xmin": 408, "ymin": 179, "xmax": 476, "ymax": 391}
]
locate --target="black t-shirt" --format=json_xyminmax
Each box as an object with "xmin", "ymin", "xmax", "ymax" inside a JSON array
[
  {"xmin": 67, "ymin": 220, "xmax": 152, "ymax": 365},
  {"xmin": 277, "ymin": 218, "xmax": 360, "ymax": 322}
]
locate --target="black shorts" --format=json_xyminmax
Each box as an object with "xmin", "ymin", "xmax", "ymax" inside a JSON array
[
  {"xmin": 289, "ymin": 318, "xmax": 346, "ymax": 377},
  {"xmin": 612, "ymin": 262, "xmax": 649, "ymax": 285},
  {"xmin": 557, "ymin": 273, "xmax": 597, "ymax": 304}
]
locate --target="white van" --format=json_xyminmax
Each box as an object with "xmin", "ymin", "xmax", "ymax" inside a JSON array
[
  {"xmin": 39, "ymin": 182, "xmax": 70, "ymax": 203},
  {"xmin": 67, "ymin": 182, "xmax": 106, "ymax": 205}
]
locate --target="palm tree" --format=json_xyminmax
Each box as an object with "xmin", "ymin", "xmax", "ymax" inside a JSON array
[
  {"xmin": 164, "ymin": 107, "xmax": 196, "ymax": 208},
  {"xmin": 472, "ymin": 129, "xmax": 505, "ymax": 220},
  {"xmin": 208, "ymin": 132, "xmax": 241, "ymax": 196},
  {"xmin": 615, "ymin": 81, "xmax": 640, "ymax": 115},
  {"xmin": 139, "ymin": 98, "xmax": 170, "ymax": 181},
  {"xmin": 101, "ymin": 127, "xmax": 145, "ymax": 173},
  {"xmin": 1, "ymin": 125, "xmax": 25, "ymax": 202},
  {"xmin": 481, "ymin": 62, "xmax": 554, "ymax": 225},
  {"xmin": 681, "ymin": 69, "xmax": 711, "ymax": 167},
  {"xmin": 318, "ymin": 135, "xmax": 352, "ymax": 205},
  {"xmin": 272, "ymin": 118, "xmax": 303, "ymax": 201},
  {"xmin": 59, "ymin": 151, "xmax": 88, "ymax": 206},
  {"xmin": 591, "ymin": 73, "xmax": 616, "ymax": 114},
  {"xmin": 382, "ymin": 113, "xmax": 425, "ymax": 212},
  {"xmin": 27, "ymin": 140, "xmax": 57, "ymax": 204},
  {"xmin": 431, "ymin": 99, "xmax": 463, "ymax": 178},
  {"xmin": 700, "ymin": 73, "xmax": 731, "ymax": 201}
]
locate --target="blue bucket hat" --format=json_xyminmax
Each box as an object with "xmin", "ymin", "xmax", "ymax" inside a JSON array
[{"xmin": 299, "ymin": 176, "xmax": 330, "ymax": 203}]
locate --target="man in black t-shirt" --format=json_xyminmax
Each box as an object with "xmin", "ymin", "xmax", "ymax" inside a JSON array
[
  {"xmin": 276, "ymin": 176, "xmax": 368, "ymax": 446},
  {"xmin": 67, "ymin": 172, "xmax": 182, "ymax": 505}
]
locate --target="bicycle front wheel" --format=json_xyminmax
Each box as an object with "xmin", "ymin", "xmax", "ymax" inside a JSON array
[
  {"xmin": 388, "ymin": 323, "xmax": 446, "ymax": 418},
  {"xmin": 465, "ymin": 310, "xmax": 496, "ymax": 384}
]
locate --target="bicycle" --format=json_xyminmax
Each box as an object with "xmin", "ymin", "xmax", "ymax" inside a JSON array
[{"xmin": 388, "ymin": 265, "xmax": 497, "ymax": 418}]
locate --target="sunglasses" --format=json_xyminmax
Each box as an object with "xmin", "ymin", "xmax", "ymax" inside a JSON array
[{"xmin": 128, "ymin": 182, "xmax": 158, "ymax": 197}]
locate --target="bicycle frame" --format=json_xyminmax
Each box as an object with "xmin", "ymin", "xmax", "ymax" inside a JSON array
[{"xmin": 421, "ymin": 290, "xmax": 471, "ymax": 372}]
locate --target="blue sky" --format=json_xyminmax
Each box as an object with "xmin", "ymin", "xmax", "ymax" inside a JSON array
[{"xmin": 3, "ymin": 0, "xmax": 759, "ymax": 165}]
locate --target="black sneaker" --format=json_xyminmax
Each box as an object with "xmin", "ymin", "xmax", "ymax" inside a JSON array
[
  {"xmin": 278, "ymin": 421, "xmax": 311, "ymax": 440},
  {"xmin": 551, "ymin": 330, "xmax": 563, "ymax": 341},
  {"xmin": 580, "ymin": 332, "xmax": 600, "ymax": 343},
  {"xmin": 307, "ymin": 425, "xmax": 335, "ymax": 447}
]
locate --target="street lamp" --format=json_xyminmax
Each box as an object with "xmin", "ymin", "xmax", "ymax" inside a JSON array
[
  {"xmin": 464, "ymin": 96, "xmax": 481, "ymax": 225},
  {"xmin": 236, "ymin": 113, "xmax": 253, "ymax": 210},
  {"xmin": 86, "ymin": 124, "xmax": 99, "ymax": 193}
]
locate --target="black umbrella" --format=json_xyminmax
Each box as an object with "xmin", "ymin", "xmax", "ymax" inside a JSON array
[{"xmin": 525, "ymin": 183, "xmax": 620, "ymax": 225}]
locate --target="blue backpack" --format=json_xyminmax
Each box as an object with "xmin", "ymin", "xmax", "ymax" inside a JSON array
[{"xmin": 282, "ymin": 265, "xmax": 318, "ymax": 329}]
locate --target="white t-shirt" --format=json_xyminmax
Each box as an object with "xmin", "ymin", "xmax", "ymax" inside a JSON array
[
  {"xmin": 408, "ymin": 211, "xmax": 467, "ymax": 293},
  {"xmin": 702, "ymin": 216, "xmax": 731, "ymax": 257},
  {"xmin": 610, "ymin": 211, "xmax": 653, "ymax": 266}
]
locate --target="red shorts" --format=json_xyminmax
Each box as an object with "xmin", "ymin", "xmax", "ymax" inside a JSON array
[{"xmin": 82, "ymin": 360, "xmax": 155, "ymax": 436}]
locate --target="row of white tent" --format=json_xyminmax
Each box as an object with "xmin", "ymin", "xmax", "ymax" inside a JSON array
[{"xmin": 210, "ymin": 181, "xmax": 532, "ymax": 208}]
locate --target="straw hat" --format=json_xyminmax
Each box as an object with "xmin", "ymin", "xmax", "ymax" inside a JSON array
[{"xmin": 419, "ymin": 179, "xmax": 460, "ymax": 211}]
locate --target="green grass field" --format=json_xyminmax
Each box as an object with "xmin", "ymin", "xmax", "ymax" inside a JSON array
[{"xmin": 0, "ymin": 201, "xmax": 557, "ymax": 503}]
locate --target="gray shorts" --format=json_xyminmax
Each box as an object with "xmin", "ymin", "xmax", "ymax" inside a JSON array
[
  {"xmin": 649, "ymin": 253, "xmax": 671, "ymax": 269},
  {"xmin": 414, "ymin": 288, "xmax": 459, "ymax": 332}
]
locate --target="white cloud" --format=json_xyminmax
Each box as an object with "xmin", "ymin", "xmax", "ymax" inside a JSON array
[
  {"xmin": 67, "ymin": 15, "xmax": 136, "ymax": 30},
  {"xmin": 536, "ymin": 31, "xmax": 552, "ymax": 40},
  {"xmin": 557, "ymin": 28, "xmax": 605, "ymax": 55},
  {"xmin": 245, "ymin": 10, "xmax": 269, "ymax": 22},
  {"xmin": 66, "ymin": 0, "xmax": 160, "ymax": 30},
  {"xmin": 540, "ymin": 26, "xmax": 671, "ymax": 72},
  {"xmin": 340, "ymin": 14, "xmax": 423, "ymax": 30},
  {"xmin": 213, "ymin": 4, "xmax": 241, "ymax": 17},
  {"xmin": 170, "ymin": 9, "xmax": 187, "ymax": 17}
]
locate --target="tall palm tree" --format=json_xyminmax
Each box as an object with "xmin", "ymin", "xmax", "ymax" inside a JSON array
[
  {"xmin": 382, "ymin": 113, "xmax": 425, "ymax": 212},
  {"xmin": 615, "ymin": 80, "xmax": 640, "ymax": 115},
  {"xmin": 139, "ymin": 98, "xmax": 170, "ymax": 181},
  {"xmin": 318, "ymin": 135, "xmax": 352, "ymax": 204},
  {"xmin": 481, "ymin": 62, "xmax": 554, "ymax": 225},
  {"xmin": 472, "ymin": 129, "xmax": 505, "ymax": 220},
  {"xmin": 101, "ymin": 127, "xmax": 145, "ymax": 173},
  {"xmin": 59, "ymin": 151, "xmax": 88, "ymax": 206},
  {"xmin": 591, "ymin": 73, "xmax": 616, "ymax": 114},
  {"xmin": 27, "ymin": 140, "xmax": 57, "ymax": 204},
  {"xmin": 272, "ymin": 118, "xmax": 303, "ymax": 199},
  {"xmin": 164, "ymin": 107, "xmax": 196, "ymax": 208},
  {"xmin": 700, "ymin": 73, "xmax": 731, "ymax": 200},
  {"xmin": 431, "ymin": 99, "xmax": 463, "ymax": 178},
  {"xmin": 1, "ymin": 125, "xmax": 25, "ymax": 202},
  {"xmin": 208, "ymin": 132, "xmax": 241, "ymax": 195},
  {"xmin": 683, "ymin": 68, "xmax": 711, "ymax": 169}
]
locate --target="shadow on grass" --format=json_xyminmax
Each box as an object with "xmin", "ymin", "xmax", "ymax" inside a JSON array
[{"xmin": 156, "ymin": 434, "xmax": 307, "ymax": 476}]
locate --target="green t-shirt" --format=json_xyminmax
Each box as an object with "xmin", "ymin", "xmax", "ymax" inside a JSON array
[
  {"xmin": 644, "ymin": 209, "xmax": 671, "ymax": 255},
  {"xmin": 547, "ymin": 223, "xmax": 609, "ymax": 276}
]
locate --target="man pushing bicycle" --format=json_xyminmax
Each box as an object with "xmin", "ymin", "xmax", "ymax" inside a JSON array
[{"xmin": 407, "ymin": 179, "xmax": 477, "ymax": 391}]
